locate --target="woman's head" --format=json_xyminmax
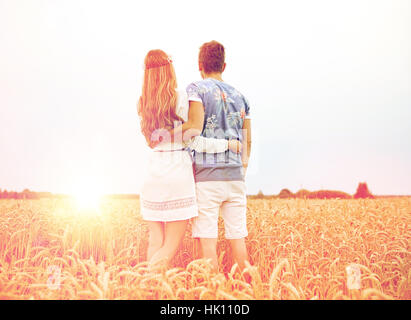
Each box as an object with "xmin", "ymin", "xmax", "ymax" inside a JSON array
[{"xmin": 138, "ymin": 49, "xmax": 182, "ymax": 146}]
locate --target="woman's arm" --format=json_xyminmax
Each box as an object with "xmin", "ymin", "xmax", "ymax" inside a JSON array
[
  {"xmin": 180, "ymin": 100, "xmax": 242, "ymax": 153},
  {"xmin": 189, "ymin": 136, "xmax": 242, "ymax": 153}
]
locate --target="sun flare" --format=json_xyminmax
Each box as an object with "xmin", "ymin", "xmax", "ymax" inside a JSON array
[{"xmin": 70, "ymin": 187, "xmax": 104, "ymax": 213}]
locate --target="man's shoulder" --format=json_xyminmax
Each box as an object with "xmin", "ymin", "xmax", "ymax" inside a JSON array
[
  {"xmin": 187, "ymin": 79, "xmax": 214, "ymax": 89},
  {"xmin": 186, "ymin": 79, "xmax": 249, "ymax": 105},
  {"xmin": 186, "ymin": 79, "xmax": 218, "ymax": 99}
]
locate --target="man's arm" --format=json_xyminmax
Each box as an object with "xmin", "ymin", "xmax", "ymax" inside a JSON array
[
  {"xmin": 150, "ymin": 101, "xmax": 204, "ymax": 147},
  {"xmin": 173, "ymin": 100, "xmax": 204, "ymax": 143},
  {"xmin": 242, "ymin": 119, "xmax": 251, "ymax": 175}
]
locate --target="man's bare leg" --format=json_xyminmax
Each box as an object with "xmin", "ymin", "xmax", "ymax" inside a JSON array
[
  {"xmin": 229, "ymin": 238, "xmax": 249, "ymax": 271},
  {"xmin": 199, "ymin": 238, "xmax": 218, "ymax": 272}
]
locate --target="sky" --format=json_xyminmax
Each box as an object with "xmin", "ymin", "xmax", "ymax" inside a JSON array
[{"xmin": 0, "ymin": 0, "xmax": 410, "ymax": 196}]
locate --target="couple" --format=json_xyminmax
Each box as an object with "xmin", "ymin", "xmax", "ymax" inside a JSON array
[{"xmin": 137, "ymin": 40, "xmax": 251, "ymax": 272}]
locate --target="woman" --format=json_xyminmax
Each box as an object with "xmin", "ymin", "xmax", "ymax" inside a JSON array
[{"xmin": 137, "ymin": 49, "xmax": 240, "ymax": 267}]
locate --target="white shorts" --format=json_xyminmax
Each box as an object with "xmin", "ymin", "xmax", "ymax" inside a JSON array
[{"xmin": 192, "ymin": 180, "xmax": 248, "ymax": 239}]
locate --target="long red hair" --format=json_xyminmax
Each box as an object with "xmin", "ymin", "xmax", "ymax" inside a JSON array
[{"xmin": 137, "ymin": 50, "xmax": 183, "ymax": 147}]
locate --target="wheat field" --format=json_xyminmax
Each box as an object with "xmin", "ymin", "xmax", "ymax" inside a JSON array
[{"xmin": 0, "ymin": 198, "xmax": 410, "ymax": 300}]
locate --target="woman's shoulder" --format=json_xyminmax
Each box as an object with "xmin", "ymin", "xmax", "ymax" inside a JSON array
[
  {"xmin": 175, "ymin": 88, "xmax": 189, "ymax": 121},
  {"xmin": 175, "ymin": 88, "xmax": 188, "ymax": 105},
  {"xmin": 176, "ymin": 88, "xmax": 188, "ymax": 98}
]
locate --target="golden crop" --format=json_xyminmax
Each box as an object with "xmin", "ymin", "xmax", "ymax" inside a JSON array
[{"xmin": 0, "ymin": 198, "xmax": 409, "ymax": 300}]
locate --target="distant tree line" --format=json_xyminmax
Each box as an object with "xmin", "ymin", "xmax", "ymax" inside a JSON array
[
  {"xmin": 0, "ymin": 189, "xmax": 140, "ymax": 200},
  {"xmin": 0, "ymin": 189, "xmax": 40, "ymax": 199},
  {"xmin": 0, "ymin": 182, "xmax": 379, "ymax": 200},
  {"xmin": 0, "ymin": 189, "xmax": 69, "ymax": 200},
  {"xmin": 249, "ymin": 182, "xmax": 376, "ymax": 200}
]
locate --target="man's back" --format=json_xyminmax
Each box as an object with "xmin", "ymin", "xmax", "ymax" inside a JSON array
[{"xmin": 187, "ymin": 78, "xmax": 251, "ymax": 182}]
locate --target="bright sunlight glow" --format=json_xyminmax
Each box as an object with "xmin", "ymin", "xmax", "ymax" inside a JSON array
[
  {"xmin": 73, "ymin": 191, "xmax": 103, "ymax": 211},
  {"xmin": 65, "ymin": 173, "xmax": 106, "ymax": 215},
  {"xmin": 69, "ymin": 181, "xmax": 105, "ymax": 214}
]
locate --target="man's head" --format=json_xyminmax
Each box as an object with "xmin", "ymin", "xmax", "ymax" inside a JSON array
[{"xmin": 198, "ymin": 40, "xmax": 226, "ymax": 78}]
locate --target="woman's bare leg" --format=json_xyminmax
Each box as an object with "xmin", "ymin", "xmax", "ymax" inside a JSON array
[
  {"xmin": 149, "ymin": 219, "xmax": 188, "ymax": 267},
  {"xmin": 146, "ymin": 221, "xmax": 164, "ymax": 261}
]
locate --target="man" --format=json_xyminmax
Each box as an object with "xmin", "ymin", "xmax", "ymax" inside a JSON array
[{"xmin": 186, "ymin": 40, "xmax": 252, "ymax": 272}]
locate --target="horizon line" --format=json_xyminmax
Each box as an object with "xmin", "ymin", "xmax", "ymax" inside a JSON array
[{"xmin": 0, "ymin": 188, "xmax": 410, "ymax": 198}]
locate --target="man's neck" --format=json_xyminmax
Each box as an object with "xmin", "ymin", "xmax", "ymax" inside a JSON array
[{"xmin": 202, "ymin": 72, "xmax": 223, "ymax": 82}]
